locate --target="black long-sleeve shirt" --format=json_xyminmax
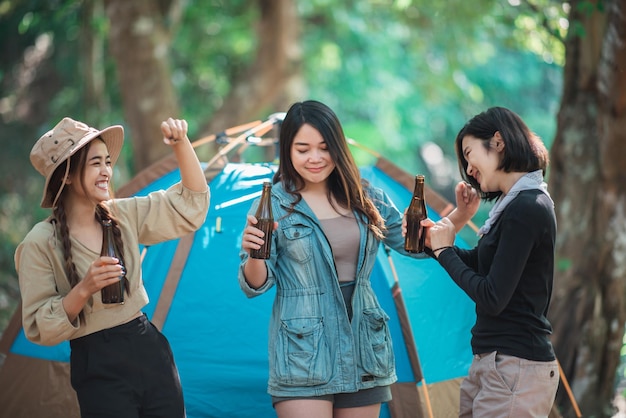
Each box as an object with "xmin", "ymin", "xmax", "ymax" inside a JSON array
[{"xmin": 438, "ymin": 189, "xmax": 557, "ymax": 361}]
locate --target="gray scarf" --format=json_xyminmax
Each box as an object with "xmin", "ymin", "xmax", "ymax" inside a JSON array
[{"xmin": 478, "ymin": 170, "xmax": 553, "ymax": 236}]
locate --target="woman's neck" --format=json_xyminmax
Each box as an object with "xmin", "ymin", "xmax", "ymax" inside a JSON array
[
  {"xmin": 300, "ymin": 180, "xmax": 328, "ymax": 195},
  {"xmin": 500, "ymin": 171, "xmax": 527, "ymax": 195},
  {"xmin": 64, "ymin": 195, "xmax": 99, "ymax": 230}
]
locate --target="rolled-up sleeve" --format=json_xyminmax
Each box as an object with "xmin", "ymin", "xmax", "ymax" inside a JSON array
[
  {"xmin": 117, "ymin": 182, "xmax": 210, "ymax": 245},
  {"xmin": 238, "ymin": 259, "xmax": 275, "ymax": 298}
]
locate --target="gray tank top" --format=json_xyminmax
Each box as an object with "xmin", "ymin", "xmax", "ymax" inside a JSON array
[{"xmin": 319, "ymin": 215, "xmax": 359, "ymax": 283}]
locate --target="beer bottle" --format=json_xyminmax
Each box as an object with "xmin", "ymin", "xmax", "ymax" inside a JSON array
[
  {"xmin": 404, "ymin": 174, "xmax": 428, "ymax": 253},
  {"xmin": 250, "ymin": 181, "xmax": 274, "ymax": 259},
  {"xmin": 100, "ymin": 219, "xmax": 126, "ymax": 304}
]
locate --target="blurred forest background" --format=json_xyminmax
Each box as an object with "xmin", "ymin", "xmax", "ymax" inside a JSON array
[{"xmin": 1, "ymin": 0, "xmax": 625, "ymax": 416}]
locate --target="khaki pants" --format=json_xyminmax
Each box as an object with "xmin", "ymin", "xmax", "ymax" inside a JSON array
[{"xmin": 459, "ymin": 351, "xmax": 559, "ymax": 418}]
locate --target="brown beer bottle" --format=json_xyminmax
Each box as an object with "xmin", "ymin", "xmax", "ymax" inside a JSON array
[
  {"xmin": 250, "ymin": 181, "xmax": 274, "ymax": 259},
  {"xmin": 100, "ymin": 219, "xmax": 126, "ymax": 304},
  {"xmin": 404, "ymin": 174, "xmax": 428, "ymax": 253}
]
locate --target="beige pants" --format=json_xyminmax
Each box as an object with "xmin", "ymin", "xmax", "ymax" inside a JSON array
[{"xmin": 459, "ymin": 351, "xmax": 559, "ymax": 418}]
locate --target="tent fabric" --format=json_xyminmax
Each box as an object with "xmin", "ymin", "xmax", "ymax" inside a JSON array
[
  {"xmin": 0, "ymin": 353, "xmax": 79, "ymax": 418},
  {"xmin": 0, "ymin": 157, "xmax": 476, "ymax": 418}
]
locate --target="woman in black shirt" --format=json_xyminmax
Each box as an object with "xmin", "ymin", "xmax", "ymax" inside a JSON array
[{"xmin": 426, "ymin": 107, "xmax": 559, "ymax": 417}]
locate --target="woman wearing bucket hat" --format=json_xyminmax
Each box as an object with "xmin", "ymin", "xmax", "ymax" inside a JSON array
[{"xmin": 15, "ymin": 116, "xmax": 209, "ymax": 417}]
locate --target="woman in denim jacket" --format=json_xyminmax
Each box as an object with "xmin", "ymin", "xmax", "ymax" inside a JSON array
[{"xmin": 239, "ymin": 100, "xmax": 476, "ymax": 418}]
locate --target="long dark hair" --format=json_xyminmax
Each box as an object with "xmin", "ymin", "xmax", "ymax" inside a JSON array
[
  {"xmin": 48, "ymin": 139, "xmax": 129, "ymax": 322},
  {"xmin": 455, "ymin": 106, "xmax": 549, "ymax": 201},
  {"xmin": 274, "ymin": 100, "xmax": 385, "ymax": 239}
]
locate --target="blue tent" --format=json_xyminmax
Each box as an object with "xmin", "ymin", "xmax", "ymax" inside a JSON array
[{"xmin": 0, "ymin": 119, "xmax": 476, "ymax": 418}]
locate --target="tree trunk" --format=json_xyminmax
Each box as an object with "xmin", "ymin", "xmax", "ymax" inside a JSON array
[
  {"xmin": 198, "ymin": 0, "xmax": 303, "ymax": 140},
  {"xmin": 104, "ymin": 0, "xmax": 182, "ymax": 171},
  {"xmin": 81, "ymin": 0, "xmax": 108, "ymax": 121},
  {"xmin": 548, "ymin": 0, "xmax": 626, "ymax": 416}
]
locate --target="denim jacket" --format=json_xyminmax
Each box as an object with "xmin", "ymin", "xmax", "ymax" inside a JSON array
[{"xmin": 239, "ymin": 181, "xmax": 422, "ymax": 397}]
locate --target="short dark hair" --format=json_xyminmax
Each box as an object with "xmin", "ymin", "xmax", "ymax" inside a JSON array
[{"xmin": 455, "ymin": 107, "xmax": 549, "ymax": 201}]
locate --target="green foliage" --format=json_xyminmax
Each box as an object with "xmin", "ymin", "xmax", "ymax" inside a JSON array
[
  {"xmin": 0, "ymin": 181, "xmax": 45, "ymax": 333},
  {"xmin": 172, "ymin": 0, "xmax": 259, "ymax": 131},
  {"xmin": 617, "ymin": 332, "xmax": 626, "ymax": 395},
  {"xmin": 0, "ymin": 0, "xmax": 568, "ymax": 336},
  {"xmin": 300, "ymin": 0, "xmax": 563, "ymax": 197},
  {"xmin": 556, "ymin": 257, "xmax": 573, "ymax": 272}
]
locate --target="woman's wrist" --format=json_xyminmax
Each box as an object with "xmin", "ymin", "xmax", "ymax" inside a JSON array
[{"xmin": 432, "ymin": 245, "xmax": 453, "ymax": 258}]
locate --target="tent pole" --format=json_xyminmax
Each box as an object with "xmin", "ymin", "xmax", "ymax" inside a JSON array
[
  {"xmin": 420, "ymin": 380, "xmax": 434, "ymax": 418},
  {"xmin": 384, "ymin": 246, "xmax": 434, "ymax": 418},
  {"xmin": 191, "ymin": 120, "xmax": 263, "ymax": 149},
  {"xmin": 203, "ymin": 113, "xmax": 284, "ymax": 171},
  {"xmin": 557, "ymin": 359, "xmax": 582, "ymax": 417}
]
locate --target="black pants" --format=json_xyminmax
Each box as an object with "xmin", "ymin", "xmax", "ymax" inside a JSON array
[{"xmin": 70, "ymin": 314, "xmax": 185, "ymax": 418}]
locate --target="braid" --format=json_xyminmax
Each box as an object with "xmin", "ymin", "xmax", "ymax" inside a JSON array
[
  {"xmin": 96, "ymin": 203, "xmax": 130, "ymax": 294},
  {"xmin": 53, "ymin": 204, "xmax": 85, "ymax": 324},
  {"xmin": 54, "ymin": 206, "xmax": 80, "ymax": 288}
]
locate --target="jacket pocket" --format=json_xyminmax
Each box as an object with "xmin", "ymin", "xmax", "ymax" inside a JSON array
[
  {"xmin": 274, "ymin": 317, "xmax": 331, "ymax": 386},
  {"xmin": 282, "ymin": 224, "xmax": 314, "ymax": 263},
  {"xmin": 359, "ymin": 308, "xmax": 395, "ymax": 377}
]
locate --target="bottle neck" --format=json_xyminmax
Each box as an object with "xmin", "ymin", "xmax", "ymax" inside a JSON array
[
  {"xmin": 256, "ymin": 185, "xmax": 273, "ymax": 219},
  {"xmin": 413, "ymin": 181, "xmax": 424, "ymax": 198}
]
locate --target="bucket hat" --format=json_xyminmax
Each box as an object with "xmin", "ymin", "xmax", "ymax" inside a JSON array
[{"xmin": 30, "ymin": 117, "xmax": 124, "ymax": 208}]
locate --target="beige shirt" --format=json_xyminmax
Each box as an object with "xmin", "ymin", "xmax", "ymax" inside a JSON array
[{"xmin": 15, "ymin": 182, "xmax": 209, "ymax": 346}]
